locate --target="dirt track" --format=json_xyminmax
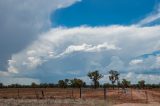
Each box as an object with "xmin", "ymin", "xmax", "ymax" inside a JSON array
[
  {"xmin": 114, "ymin": 103, "xmax": 160, "ymax": 106},
  {"xmin": 112, "ymin": 89, "xmax": 160, "ymax": 106}
]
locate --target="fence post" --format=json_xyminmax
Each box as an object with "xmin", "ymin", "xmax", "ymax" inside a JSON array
[
  {"xmin": 72, "ymin": 88, "xmax": 73, "ymax": 98},
  {"xmin": 104, "ymin": 87, "xmax": 106, "ymax": 100},
  {"xmin": 131, "ymin": 87, "xmax": 133, "ymax": 100},
  {"xmin": 80, "ymin": 87, "xmax": 82, "ymax": 98},
  {"xmin": 17, "ymin": 88, "xmax": 20, "ymax": 99},
  {"xmin": 41, "ymin": 90, "xmax": 44, "ymax": 99},
  {"xmin": 34, "ymin": 88, "xmax": 39, "ymax": 99},
  {"xmin": 145, "ymin": 91, "xmax": 148, "ymax": 103}
]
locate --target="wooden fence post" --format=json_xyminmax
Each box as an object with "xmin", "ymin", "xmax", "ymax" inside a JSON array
[
  {"xmin": 34, "ymin": 88, "xmax": 39, "ymax": 99},
  {"xmin": 80, "ymin": 87, "xmax": 82, "ymax": 98},
  {"xmin": 131, "ymin": 87, "xmax": 133, "ymax": 100},
  {"xmin": 17, "ymin": 88, "xmax": 20, "ymax": 99},
  {"xmin": 145, "ymin": 91, "xmax": 148, "ymax": 103},
  {"xmin": 72, "ymin": 88, "xmax": 73, "ymax": 98},
  {"xmin": 104, "ymin": 87, "xmax": 106, "ymax": 100},
  {"xmin": 41, "ymin": 90, "xmax": 44, "ymax": 99}
]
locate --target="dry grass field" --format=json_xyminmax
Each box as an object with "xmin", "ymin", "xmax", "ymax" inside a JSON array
[{"xmin": 0, "ymin": 88, "xmax": 159, "ymax": 106}]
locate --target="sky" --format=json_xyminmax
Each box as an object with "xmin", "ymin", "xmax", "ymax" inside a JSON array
[{"xmin": 0, "ymin": 0, "xmax": 160, "ymax": 85}]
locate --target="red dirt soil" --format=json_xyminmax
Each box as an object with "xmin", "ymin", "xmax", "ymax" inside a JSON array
[{"xmin": 0, "ymin": 88, "xmax": 159, "ymax": 105}]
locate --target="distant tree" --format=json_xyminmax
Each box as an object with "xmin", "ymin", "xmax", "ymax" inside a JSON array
[
  {"xmin": 48, "ymin": 83, "xmax": 58, "ymax": 87},
  {"xmin": 0, "ymin": 83, "xmax": 3, "ymax": 88},
  {"xmin": 109, "ymin": 70, "xmax": 120, "ymax": 89},
  {"xmin": 122, "ymin": 79, "xmax": 130, "ymax": 88},
  {"xmin": 70, "ymin": 78, "xmax": 85, "ymax": 88},
  {"xmin": 58, "ymin": 79, "xmax": 69, "ymax": 88},
  {"xmin": 87, "ymin": 70, "xmax": 103, "ymax": 89},
  {"xmin": 31, "ymin": 82, "xmax": 37, "ymax": 88},
  {"xmin": 103, "ymin": 83, "xmax": 112, "ymax": 88},
  {"xmin": 40, "ymin": 83, "xmax": 49, "ymax": 88},
  {"xmin": 64, "ymin": 79, "xmax": 69, "ymax": 87},
  {"xmin": 138, "ymin": 80, "xmax": 145, "ymax": 89},
  {"xmin": 83, "ymin": 82, "xmax": 86, "ymax": 87},
  {"xmin": 58, "ymin": 80, "xmax": 66, "ymax": 88}
]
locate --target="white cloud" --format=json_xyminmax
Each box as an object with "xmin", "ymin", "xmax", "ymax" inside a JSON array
[
  {"xmin": 67, "ymin": 70, "xmax": 80, "ymax": 75},
  {"xmin": 0, "ymin": 71, "xmax": 10, "ymax": 77},
  {"xmin": 1, "ymin": 0, "xmax": 80, "ymax": 74},
  {"xmin": 151, "ymin": 56, "xmax": 160, "ymax": 69},
  {"xmin": 129, "ymin": 59, "xmax": 143, "ymax": 65},
  {"xmin": 8, "ymin": 60, "xmax": 18, "ymax": 73},
  {"xmin": 123, "ymin": 72, "xmax": 160, "ymax": 84},
  {"xmin": 0, "ymin": 0, "xmax": 81, "ymax": 84},
  {"xmin": 6, "ymin": 25, "xmax": 160, "ymax": 75},
  {"xmin": 105, "ymin": 56, "xmax": 124, "ymax": 72},
  {"xmin": 156, "ymin": 56, "xmax": 160, "ymax": 63},
  {"xmin": 137, "ymin": 3, "xmax": 160, "ymax": 26},
  {"xmin": 0, "ymin": 0, "xmax": 80, "ymax": 31},
  {"xmin": 128, "ymin": 55, "xmax": 160, "ymax": 73},
  {"xmin": 0, "ymin": 77, "xmax": 40, "ymax": 85},
  {"xmin": 58, "ymin": 43, "xmax": 120, "ymax": 57},
  {"xmin": 0, "ymin": 0, "xmax": 80, "ymax": 73}
]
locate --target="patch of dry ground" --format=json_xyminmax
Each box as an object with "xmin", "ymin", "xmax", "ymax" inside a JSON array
[
  {"xmin": 0, "ymin": 99, "xmax": 110, "ymax": 106},
  {"xmin": 112, "ymin": 89, "xmax": 160, "ymax": 106},
  {"xmin": 0, "ymin": 88, "xmax": 159, "ymax": 106},
  {"xmin": 114, "ymin": 103, "xmax": 160, "ymax": 106}
]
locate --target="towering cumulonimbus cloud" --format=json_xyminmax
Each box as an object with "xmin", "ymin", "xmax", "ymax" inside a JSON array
[
  {"xmin": 0, "ymin": 0, "xmax": 81, "ymax": 85},
  {"xmin": 0, "ymin": 0, "xmax": 80, "ymax": 71}
]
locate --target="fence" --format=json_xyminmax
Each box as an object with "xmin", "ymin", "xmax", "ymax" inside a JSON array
[
  {"xmin": 0, "ymin": 88, "xmax": 159, "ymax": 103},
  {"xmin": 0, "ymin": 88, "xmax": 105, "ymax": 99}
]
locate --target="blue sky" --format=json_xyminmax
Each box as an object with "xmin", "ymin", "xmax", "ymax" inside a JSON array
[
  {"xmin": 0, "ymin": 0, "xmax": 160, "ymax": 85},
  {"xmin": 52, "ymin": 0, "xmax": 157, "ymax": 27}
]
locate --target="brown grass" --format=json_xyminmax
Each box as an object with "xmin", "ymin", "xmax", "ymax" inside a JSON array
[{"xmin": 0, "ymin": 88, "xmax": 159, "ymax": 106}]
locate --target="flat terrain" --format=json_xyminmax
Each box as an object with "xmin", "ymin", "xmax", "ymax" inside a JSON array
[
  {"xmin": 0, "ymin": 88, "xmax": 159, "ymax": 106},
  {"xmin": 114, "ymin": 103, "xmax": 160, "ymax": 106}
]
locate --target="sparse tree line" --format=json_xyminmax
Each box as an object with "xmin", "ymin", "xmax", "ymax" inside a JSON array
[{"xmin": 0, "ymin": 70, "xmax": 159, "ymax": 89}]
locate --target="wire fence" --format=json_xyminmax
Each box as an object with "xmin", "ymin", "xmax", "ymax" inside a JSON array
[{"xmin": 0, "ymin": 88, "xmax": 159, "ymax": 104}]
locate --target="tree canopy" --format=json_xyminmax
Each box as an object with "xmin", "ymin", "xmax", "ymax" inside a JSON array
[{"xmin": 88, "ymin": 70, "xmax": 103, "ymax": 88}]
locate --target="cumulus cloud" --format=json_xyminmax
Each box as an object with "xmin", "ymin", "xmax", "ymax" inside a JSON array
[
  {"xmin": 5, "ymin": 25, "xmax": 160, "ymax": 77},
  {"xmin": 129, "ymin": 59, "xmax": 143, "ymax": 65},
  {"xmin": 123, "ymin": 72, "xmax": 160, "ymax": 84},
  {"xmin": 105, "ymin": 56, "xmax": 124, "ymax": 72},
  {"xmin": 149, "ymin": 55, "xmax": 160, "ymax": 70},
  {"xmin": 128, "ymin": 54, "xmax": 160, "ymax": 72}
]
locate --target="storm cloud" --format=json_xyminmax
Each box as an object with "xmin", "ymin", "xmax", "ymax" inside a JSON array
[{"xmin": 0, "ymin": 0, "xmax": 79, "ymax": 70}]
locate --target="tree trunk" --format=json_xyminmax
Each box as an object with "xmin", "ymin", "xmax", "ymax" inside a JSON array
[
  {"xmin": 94, "ymin": 80, "xmax": 97, "ymax": 89},
  {"xmin": 112, "ymin": 82, "xmax": 114, "ymax": 90}
]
